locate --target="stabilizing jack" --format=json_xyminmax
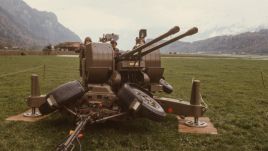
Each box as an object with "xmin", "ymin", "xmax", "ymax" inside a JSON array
[{"xmin": 184, "ymin": 80, "xmax": 207, "ymax": 127}]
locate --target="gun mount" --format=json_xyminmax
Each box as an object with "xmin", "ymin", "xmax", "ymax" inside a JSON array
[{"xmin": 32, "ymin": 25, "xmax": 208, "ymax": 150}]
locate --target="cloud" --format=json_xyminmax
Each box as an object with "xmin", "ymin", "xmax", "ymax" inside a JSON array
[{"xmin": 23, "ymin": 0, "xmax": 268, "ymax": 49}]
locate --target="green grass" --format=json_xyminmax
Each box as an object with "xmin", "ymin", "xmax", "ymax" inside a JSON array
[{"xmin": 0, "ymin": 56, "xmax": 267, "ymax": 151}]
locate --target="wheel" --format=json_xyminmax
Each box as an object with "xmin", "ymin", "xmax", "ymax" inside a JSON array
[
  {"xmin": 159, "ymin": 78, "xmax": 173, "ymax": 94},
  {"xmin": 117, "ymin": 84, "xmax": 166, "ymax": 121},
  {"xmin": 39, "ymin": 81, "xmax": 85, "ymax": 115},
  {"xmin": 39, "ymin": 99, "xmax": 56, "ymax": 115}
]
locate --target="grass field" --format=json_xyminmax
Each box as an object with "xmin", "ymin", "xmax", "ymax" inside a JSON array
[{"xmin": 0, "ymin": 56, "xmax": 267, "ymax": 151}]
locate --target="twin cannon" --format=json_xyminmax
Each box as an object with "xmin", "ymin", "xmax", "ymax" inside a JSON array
[{"xmin": 25, "ymin": 26, "xmax": 208, "ymax": 150}]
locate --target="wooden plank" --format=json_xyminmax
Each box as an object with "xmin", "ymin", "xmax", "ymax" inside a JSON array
[
  {"xmin": 6, "ymin": 109, "xmax": 49, "ymax": 122},
  {"xmin": 178, "ymin": 116, "xmax": 218, "ymax": 134}
]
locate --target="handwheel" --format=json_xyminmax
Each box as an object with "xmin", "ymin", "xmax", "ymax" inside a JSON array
[{"xmin": 117, "ymin": 84, "xmax": 166, "ymax": 121}]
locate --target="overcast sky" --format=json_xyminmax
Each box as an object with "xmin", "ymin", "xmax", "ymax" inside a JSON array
[{"xmin": 24, "ymin": 0, "xmax": 268, "ymax": 49}]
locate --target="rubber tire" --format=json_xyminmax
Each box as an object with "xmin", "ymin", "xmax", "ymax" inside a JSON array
[
  {"xmin": 39, "ymin": 81, "xmax": 85, "ymax": 115},
  {"xmin": 117, "ymin": 84, "xmax": 166, "ymax": 121},
  {"xmin": 39, "ymin": 99, "xmax": 56, "ymax": 115},
  {"xmin": 159, "ymin": 78, "xmax": 173, "ymax": 94}
]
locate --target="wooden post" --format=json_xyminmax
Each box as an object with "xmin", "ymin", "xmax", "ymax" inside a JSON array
[
  {"xmin": 261, "ymin": 71, "xmax": 265, "ymax": 88},
  {"xmin": 43, "ymin": 64, "xmax": 46, "ymax": 79}
]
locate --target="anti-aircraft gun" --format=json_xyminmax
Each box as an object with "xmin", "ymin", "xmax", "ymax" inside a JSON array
[
  {"xmin": 78, "ymin": 26, "xmax": 202, "ymax": 118},
  {"xmin": 37, "ymin": 26, "xmax": 208, "ymax": 151}
]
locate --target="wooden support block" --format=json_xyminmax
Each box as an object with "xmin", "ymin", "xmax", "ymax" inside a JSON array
[
  {"xmin": 177, "ymin": 116, "xmax": 218, "ymax": 134},
  {"xmin": 6, "ymin": 109, "xmax": 49, "ymax": 122}
]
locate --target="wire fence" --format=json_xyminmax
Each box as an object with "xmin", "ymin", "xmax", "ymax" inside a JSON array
[{"xmin": 0, "ymin": 65, "xmax": 45, "ymax": 78}]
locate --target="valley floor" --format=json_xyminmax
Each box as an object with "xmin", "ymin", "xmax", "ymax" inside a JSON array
[{"xmin": 0, "ymin": 56, "xmax": 267, "ymax": 151}]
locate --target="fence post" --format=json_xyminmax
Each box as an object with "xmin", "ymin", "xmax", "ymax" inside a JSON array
[{"xmin": 43, "ymin": 64, "xmax": 46, "ymax": 79}]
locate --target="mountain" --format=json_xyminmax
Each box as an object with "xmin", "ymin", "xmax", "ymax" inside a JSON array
[
  {"xmin": 161, "ymin": 29, "xmax": 268, "ymax": 55},
  {"xmin": 0, "ymin": 0, "xmax": 81, "ymax": 48}
]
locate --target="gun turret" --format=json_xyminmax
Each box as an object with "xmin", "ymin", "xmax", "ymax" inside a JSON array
[{"xmin": 80, "ymin": 26, "xmax": 199, "ymax": 89}]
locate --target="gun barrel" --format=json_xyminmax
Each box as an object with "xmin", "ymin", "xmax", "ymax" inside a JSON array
[
  {"xmin": 139, "ymin": 27, "xmax": 198, "ymax": 57},
  {"xmin": 118, "ymin": 26, "xmax": 180, "ymax": 60}
]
